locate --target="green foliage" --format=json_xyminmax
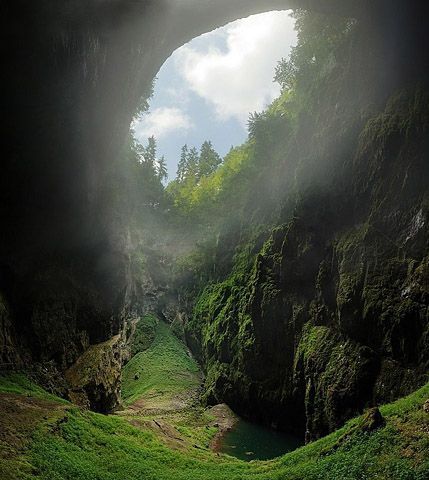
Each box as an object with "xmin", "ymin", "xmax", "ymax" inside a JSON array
[
  {"xmin": 175, "ymin": 141, "xmax": 222, "ymax": 186},
  {"xmin": 157, "ymin": 155, "xmax": 168, "ymax": 182},
  {"xmin": 274, "ymin": 10, "xmax": 356, "ymax": 94},
  {"xmin": 104, "ymin": 131, "xmax": 168, "ymax": 232},
  {"xmin": 133, "ymin": 79, "xmax": 154, "ymax": 118},
  {"xmin": 167, "ymin": 143, "xmax": 256, "ymax": 224},
  {"xmin": 143, "ymin": 135, "xmax": 157, "ymax": 167},
  {"xmin": 198, "ymin": 141, "xmax": 222, "ymax": 177},
  {"xmin": 187, "ymin": 147, "xmax": 200, "ymax": 179},
  {"xmin": 177, "ymin": 144, "xmax": 189, "ymax": 182}
]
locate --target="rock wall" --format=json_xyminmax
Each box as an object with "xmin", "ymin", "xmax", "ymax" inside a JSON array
[
  {"xmin": 186, "ymin": 88, "xmax": 429, "ymax": 440},
  {"xmin": 182, "ymin": 9, "xmax": 429, "ymax": 439}
]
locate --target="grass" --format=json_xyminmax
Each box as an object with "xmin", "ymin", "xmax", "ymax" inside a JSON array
[
  {"xmin": 0, "ymin": 379, "xmax": 426, "ymax": 480},
  {"xmin": 1, "ymin": 340, "xmax": 428, "ymax": 480},
  {"xmin": 122, "ymin": 320, "xmax": 201, "ymax": 406},
  {"xmin": 0, "ymin": 374, "xmax": 69, "ymax": 480},
  {"xmin": 121, "ymin": 319, "xmax": 222, "ymax": 451},
  {"xmin": 0, "ymin": 373, "xmax": 69, "ymax": 404},
  {"xmin": 129, "ymin": 314, "xmax": 159, "ymax": 357}
]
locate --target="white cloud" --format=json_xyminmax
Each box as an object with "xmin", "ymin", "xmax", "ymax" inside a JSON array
[
  {"xmin": 174, "ymin": 11, "xmax": 296, "ymax": 125},
  {"xmin": 133, "ymin": 107, "xmax": 193, "ymax": 141},
  {"xmin": 164, "ymin": 86, "xmax": 190, "ymax": 106}
]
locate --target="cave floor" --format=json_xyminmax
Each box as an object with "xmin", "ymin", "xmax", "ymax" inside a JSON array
[{"xmin": 0, "ymin": 335, "xmax": 428, "ymax": 479}]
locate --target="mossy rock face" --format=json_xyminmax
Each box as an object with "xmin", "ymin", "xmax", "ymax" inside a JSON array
[
  {"xmin": 0, "ymin": 294, "xmax": 24, "ymax": 366},
  {"xmin": 359, "ymin": 407, "xmax": 384, "ymax": 432},
  {"xmin": 65, "ymin": 335, "xmax": 122, "ymax": 413},
  {"xmin": 184, "ymin": 87, "xmax": 429, "ymax": 439},
  {"xmin": 295, "ymin": 325, "xmax": 378, "ymax": 440}
]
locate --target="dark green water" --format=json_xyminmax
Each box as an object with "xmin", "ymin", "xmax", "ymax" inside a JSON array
[{"xmin": 219, "ymin": 419, "xmax": 303, "ymax": 461}]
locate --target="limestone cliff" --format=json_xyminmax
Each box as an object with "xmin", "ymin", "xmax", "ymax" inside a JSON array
[
  {"xmin": 184, "ymin": 87, "xmax": 429, "ymax": 440},
  {"xmin": 178, "ymin": 8, "xmax": 429, "ymax": 439}
]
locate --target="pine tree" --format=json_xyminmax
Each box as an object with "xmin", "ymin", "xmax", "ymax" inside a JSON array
[
  {"xmin": 198, "ymin": 140, "xmax": 222, "ymax": 177},
  {"xmin": 157, "ymin": 156, "xmax": 168, "ymax": 182},
  {"xmin": 187, "ymin": 146, "xmax": 200, "ymax": 180},
  {"xmin": 177, "ymin": 144, "xmax": 189, "ymax": 182},
  {"xmin": 143, "ymin": 135, "xmax": 157, "ymax": 167}
]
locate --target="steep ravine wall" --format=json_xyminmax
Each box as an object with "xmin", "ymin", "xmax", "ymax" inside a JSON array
[
  {"xmin": 182, "ymin": 88, "xmax": 429, "ymax": 441},
  {"xmin": 177, "ymin": 17, "xmax": 429, "ymax": 439}
]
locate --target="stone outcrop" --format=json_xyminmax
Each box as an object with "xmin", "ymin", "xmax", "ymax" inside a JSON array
[{"xmin": 65, "ymin": 335, "xmax": 123, "ymax": 412}]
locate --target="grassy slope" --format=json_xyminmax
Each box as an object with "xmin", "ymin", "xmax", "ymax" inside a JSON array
[
  {"xmin": 0, "ymin": 373, "xmax": 69, "ymax": 403},
  {"xmin": 0, "ymin": 374, "xmax": 70, "ymax": 480},
  {"xmin": 1, "ymin": 328, "xmax": 428, "ymax": 480},
  {"xmin": 121, "ymin": 319, "xmax": 217, "ymax": 450},
  {"xmin": 122, "ymin": 320, "xmax": 201, "ymax": 406}
]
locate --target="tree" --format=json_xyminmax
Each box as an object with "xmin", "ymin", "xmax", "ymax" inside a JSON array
[
  {"xmin": 177, "ymin": 144, "xmax": 189, "ymax": 182},
  {"xmin": 187, "ymin": 147, "xmax": 200, "ymax": 180},
  {"xmin": 274, "ymin": 56, "xmax": 298, "ymax": 92},
  {"xmin": 198, "ymin": 141, "xmax": 222, "ymax": 177},
  {"xmin": 157, "ymin": 156, "xmax": 168, "ymax": 182},
  {"xmin": 274, "ymin": 10, "xmax": 355, "ymax": 93},
  {"xmin": 143, "ymin": 135, "xmax": 157, "ymax": 167},
  {"xmin": 247, "ymin": 111, "xmax": 266, "ymax": 139}
]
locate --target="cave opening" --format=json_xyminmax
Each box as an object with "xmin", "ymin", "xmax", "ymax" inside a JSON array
[
  {"xmin": 131, "ymin": 10, "xmax": 297, "ymax": 182},
  {"xmin": 2, "ymin": 1, "xmax": 429, "ymax": 477}
]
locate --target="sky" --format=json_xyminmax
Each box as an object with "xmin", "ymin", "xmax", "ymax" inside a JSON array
[{"xmin": 132, "ymin": 10, "xmax": 297, "ymax": 180}]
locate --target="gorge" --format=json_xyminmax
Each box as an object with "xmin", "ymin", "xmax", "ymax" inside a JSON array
[{"xmin": 1, "ymin": 1, "xmax": 429, "ymax": 479}]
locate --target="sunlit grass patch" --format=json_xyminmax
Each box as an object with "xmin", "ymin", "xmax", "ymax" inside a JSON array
[{"xmin": 122, "ymin": 320, "xmax": 201, "ymax": 406}]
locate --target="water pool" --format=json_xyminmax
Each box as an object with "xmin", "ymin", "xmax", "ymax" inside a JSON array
[{"xmin": 219, "ymin": 418, "xmax": 303, "ymax": 461}]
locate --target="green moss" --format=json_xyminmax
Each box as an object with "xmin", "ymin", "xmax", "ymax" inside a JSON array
[
  {"xmin": 295, "ymin": 325, "xmax": 378, "ymax": 435},
  {"xmin": 295, "ymin": 325, "xmax": 331, "ymax": 360},
  {"xmin": 65, "ymin": 336, "xmax": 120, "ymax": 388},
  {"xmin": 358, "ymin": 87, "xmax": 429, "ymax": 157},
  {"xmin": 334, "ymin": 223, "xmax": 369, "ymax": 305}
]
